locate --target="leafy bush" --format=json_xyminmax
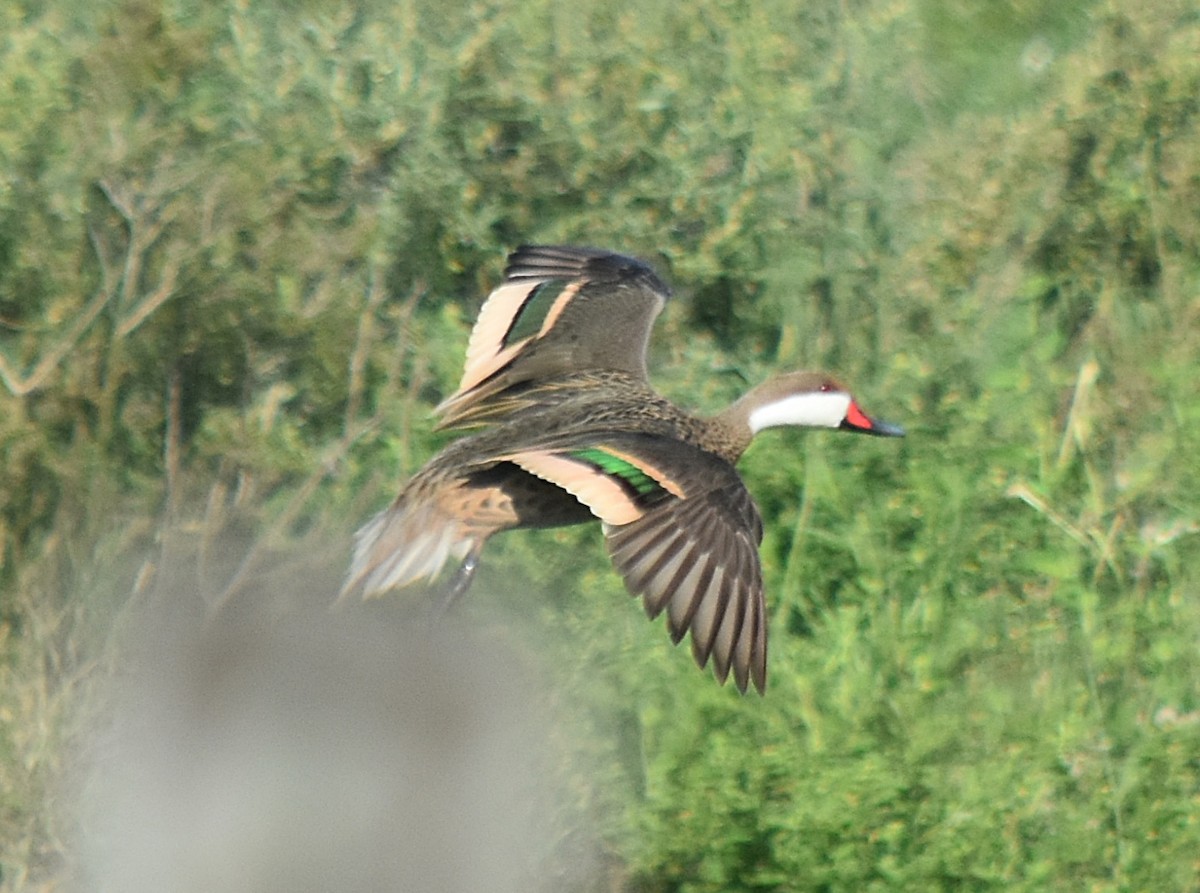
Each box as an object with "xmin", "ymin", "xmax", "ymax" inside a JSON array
[{"xmin": 1, "ymin": 0, "xmax": 1197, "ymax": 890}]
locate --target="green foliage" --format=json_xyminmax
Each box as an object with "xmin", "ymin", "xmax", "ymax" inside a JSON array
[{"xmin": 2, "ymin": 0, "xmax": 1199, "ymax": 890}]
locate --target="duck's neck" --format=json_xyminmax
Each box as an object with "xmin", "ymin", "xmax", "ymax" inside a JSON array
[{"xmin": 707, "ymin": 398, "xmax": 758, "ymax": 463}]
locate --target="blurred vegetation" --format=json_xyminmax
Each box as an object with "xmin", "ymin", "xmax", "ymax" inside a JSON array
[{"xmin": 2, "ymin": 0, "xmax": 1198, "ymax": 890}]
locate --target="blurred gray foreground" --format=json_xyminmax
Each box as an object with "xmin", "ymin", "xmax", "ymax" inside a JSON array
[{"xmin": 76, "ymin": 595, "xmax": 556, "ymax": 893}]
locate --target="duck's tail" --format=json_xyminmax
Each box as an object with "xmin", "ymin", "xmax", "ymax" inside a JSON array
[{"xmin": 337, "ymin": 498, "xmax": 479, "ymax": 604}]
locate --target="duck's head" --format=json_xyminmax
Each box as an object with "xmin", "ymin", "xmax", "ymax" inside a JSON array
[
  {"xmin": 743, "ymin": 371, "xmax": 906, "ymax": 437},
  {"xmin": 715, "ymin": 371, "xmax": 905, "ymax": 459}
]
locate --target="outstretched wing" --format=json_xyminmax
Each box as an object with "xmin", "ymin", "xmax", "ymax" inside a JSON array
[
  {"xmin": 503, "ymin": 433, "xmax": 768, "ymax": 694},
  {"xmin": 436, "ymin": 245, "xmax": 671, "ymax": 429},
  {"xmin": 604, "ymin": 479, "xmax": 767, "ymax": 695}
]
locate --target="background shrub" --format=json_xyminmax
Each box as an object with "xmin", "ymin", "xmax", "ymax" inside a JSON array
[{"xmin": 1, "ymin": 1, "xmax": 1197, "ymax": 890}]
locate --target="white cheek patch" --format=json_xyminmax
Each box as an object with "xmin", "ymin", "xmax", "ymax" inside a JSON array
[{"xmin": 748, "ymin": 392, "xmax": 851, "ymax": 433}]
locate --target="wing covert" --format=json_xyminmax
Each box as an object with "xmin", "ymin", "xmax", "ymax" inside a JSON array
[{"xmin": 436, "ymin": 246, "xmax": 671, "ymax": 428}]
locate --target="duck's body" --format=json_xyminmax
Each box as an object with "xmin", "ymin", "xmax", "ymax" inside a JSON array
[{"xmin": 343, "ymin": 246, "xmax": 904, "ymax": 693}]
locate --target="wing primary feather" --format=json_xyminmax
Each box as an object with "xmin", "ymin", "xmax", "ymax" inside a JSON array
[
  {"xmin": 700, "ymin": 571, "xmax": 739, "ymax": 681},
  {"xmin": 695, "ymin": 572, "xmax": 741, "ymax": 678},
  {"xmin": 667, "ymin": 552, "xmax": 716, "ymax": 644},
  {"xmin": 730, "ymin": 583, "xmax": 757, "ymax": 694},
  {"xmin": 641, "ymin": 549, "xmax": 690, "ymax": 619},
  {"xmin": 705, "ymin": 568, "xmax": 739, "ymax": 682},
  {"xmin": 752, "ymin": 591, "xmax": 768, "ymax": 694}
]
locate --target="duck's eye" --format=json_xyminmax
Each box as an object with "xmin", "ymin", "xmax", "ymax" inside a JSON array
[{"xmin": 820, "ymin": 381, "xmax": 835, "ymax": 392}]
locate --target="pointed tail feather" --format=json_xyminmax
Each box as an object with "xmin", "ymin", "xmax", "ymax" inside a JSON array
[{"xmin": 338, "ymin": 500, "xmax": 476, "ymax": 603}]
